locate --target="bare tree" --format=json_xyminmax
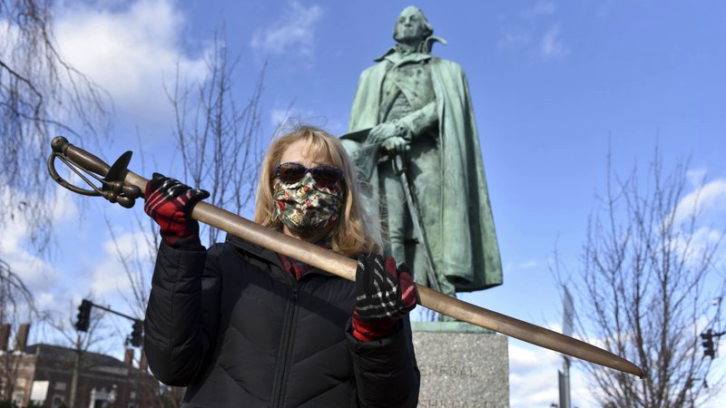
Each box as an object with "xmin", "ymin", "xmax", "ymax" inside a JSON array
[
  {"xmin": 109, "ymin": 29, "xmax": 266, "ymax": 316},
  {"xmin": 45, "ymin": 300, "xmax": 112, "ymax": 408},
  {"xmin": 102, "ymin": 29, "xmax": 266, "ymax": 408},
  {"xmin": 0, "ymin": 0, "xmax": 112, "ymax": 360},
  {"xmin": 169, "ymin": 30, "xmax": 265, "ymax": 245},
  {"xmin": 1, "ymin": 3, "xmax": 110, "ymax": 402},
  {"xmin": 0, "ymin": 262, "xmax": 34, "ymax": 403},
  {"xmin": 555, "ymin": 148, "xmax": 726, "ymax": 407},
  {"xmin": 0, "ymin": 325, "xmax": 23, "ymax": 405},
  {"xmin": 0, "ymin": 260, "xmax": 33, "ymax": 326},
  {"xmin": 1, "ymin": 0, "xmax": 111, "ymax": 254}
]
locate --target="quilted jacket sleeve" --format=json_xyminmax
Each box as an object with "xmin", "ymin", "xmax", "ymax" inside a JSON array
[
  {"xmin": 348, "ymin": 317, "xmax": 420, "ymax": 407},
  {"xmin": 144, "ymin": 242, "xmax": 222, "ymax": 386}
]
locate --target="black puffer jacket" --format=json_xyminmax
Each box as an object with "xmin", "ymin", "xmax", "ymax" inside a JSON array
[{"xmin": 144, "ymin": 234, "xmax": 420, "ymax": 407}]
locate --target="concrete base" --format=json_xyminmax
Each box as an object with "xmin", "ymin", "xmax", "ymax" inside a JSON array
[{"xmin": 412, "ymin": 323, "xmax": 509, "ymax": 408}]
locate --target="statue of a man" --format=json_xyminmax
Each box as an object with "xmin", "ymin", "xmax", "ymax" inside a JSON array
[{"xmin": 343, "ymin": 6, "xmax": 502, "ymax": 297}]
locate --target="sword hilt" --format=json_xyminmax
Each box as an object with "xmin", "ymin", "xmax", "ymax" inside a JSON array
[{"xmin": 48, "ymin": 136, "xmax": 143, "ymax": 208}]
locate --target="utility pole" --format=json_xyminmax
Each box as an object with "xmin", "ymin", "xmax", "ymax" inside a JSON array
[
  {"xmin": 69, "ymin": 335, "xmax": 81, "ymax": 408},
  {"xmin": 559, "ymin": 357, "xmax": 571, "ymax": 408},
  {"xmin": 71, "ymin": 299, "xmax": 145, "ymax": 407},
  {"xmin": 558, "ymin": 286, "xmax": 574, "ymax": 408},
  {"xmin": 134, "ymin": 349, "xmax": 142, "ymax": 408}
]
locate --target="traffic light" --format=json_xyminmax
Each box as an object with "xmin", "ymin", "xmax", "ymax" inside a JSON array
[
  {"xmin": 130, "ymin": 319, "xmax": 143, "ymax": 347},
  {"xmin": 75, "ymin": 299, "xmax": 92, "ymax": 332},
  {"xmin": 702, "ymin": 329, "xmax": 715, "ymax": 359}
]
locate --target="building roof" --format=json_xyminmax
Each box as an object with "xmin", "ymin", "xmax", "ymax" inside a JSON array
[{"xmin": 24, "ymin": 343, "xmax": 130, "ymax": 370}]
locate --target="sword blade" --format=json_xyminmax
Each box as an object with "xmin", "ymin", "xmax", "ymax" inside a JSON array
[
  {"xmin": 49, "ymin": 138, "xmax": 643, "ymax": 377},
  {"xmin": 190, "ymin": 195, "xmax": 643, "ymax": 377},
  {"xmin": 128, "ymin": 170, "xmax": 643, "ymax": 377},
  {"xmin": 417, "ymin": 286, "xmax": 643, "ymax": 377}
]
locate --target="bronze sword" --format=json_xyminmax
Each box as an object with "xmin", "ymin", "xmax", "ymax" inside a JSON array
[{"xmin": 48, "ymin": 136, "xmax": 644, "ymax": 378}]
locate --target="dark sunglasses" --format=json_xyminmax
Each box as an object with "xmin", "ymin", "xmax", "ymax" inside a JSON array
[{"xmin": 275, "ymin": 162, "xmax": 344, "ymax": 186}]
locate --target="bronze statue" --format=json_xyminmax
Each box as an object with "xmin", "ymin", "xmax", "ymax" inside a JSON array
[{"xmin": 342, "ymin": 6, "xmax": 502, "ymax": 297}]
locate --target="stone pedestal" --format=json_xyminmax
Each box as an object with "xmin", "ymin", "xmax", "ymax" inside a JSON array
[{"xmin": 412, "ymin": 322, "xmax": 509, "ymax": 408}]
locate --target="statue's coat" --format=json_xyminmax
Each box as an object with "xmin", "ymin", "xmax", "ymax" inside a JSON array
[{"xmin": 347, "ymin": 56, "xmax": 502, "ymax": 292}]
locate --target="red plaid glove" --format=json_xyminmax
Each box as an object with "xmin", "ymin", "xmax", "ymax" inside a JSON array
[
  {"xmin": 352, "ymin": 254, "xmax": 418, "ymax": 342},
  {"xmin": 144, "ymin": 173, "xmax": 209, "ymax": 249}
]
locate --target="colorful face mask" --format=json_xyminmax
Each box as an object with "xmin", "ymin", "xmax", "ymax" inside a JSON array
[{"xmin": 273, "ymin": 173, "xmax": 344, "ymax": 233}]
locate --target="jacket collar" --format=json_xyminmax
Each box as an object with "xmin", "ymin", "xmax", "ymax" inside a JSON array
[
  {"xmin": 225, "ymin": 234, "xmax": 284, "ymax": 270},
  {"xmin": 224, "ymin": 234, "xmax": 337, "ymax": 279}
]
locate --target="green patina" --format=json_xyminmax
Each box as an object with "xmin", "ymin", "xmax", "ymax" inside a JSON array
[{"xmin": 342, "ymin": 6, "xmax": 502, "ymax": 300}]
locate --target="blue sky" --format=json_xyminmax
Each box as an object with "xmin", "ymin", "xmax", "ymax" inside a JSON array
[{"xmin": 3, "ymin": 0, "xmax": 726, "ymax": 406}]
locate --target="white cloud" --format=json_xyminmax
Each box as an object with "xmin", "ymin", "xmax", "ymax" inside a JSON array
[
  {"xmin": 508, "ymin": 318, "xmax": 606, "ymax": 407},
  {"xmin": 597, "ymin": 0, "xmax": 615, "ymax": 19},
  {"xmin": 54, "ymin": 0, "xmax": 208, "ymax": 126},
  {"xmin": 510, "ymin": 341, "xmax": 560, "ymax": 369},
  {"xmin": 509, "ymin": 341, "xmax": 561, "ymax": 407},
  {"xmin": 271, "ymin": 108, "xmax": 294, "ymax": 130},
  {"xmin": 0, "ymin": 237, "xmax": 60, "ymax": 290},
  {"xmin": 687, "ymin": 167, "xmax": 708, "ymax": 187},
  {"xmin": 90, "ymin": 258, "xmax": 132, "ymax": 295},
  {"xmin": 668, "ymin": 224, "xmax": 725, "ymax": 272},
  {"xmin": 504, "ymin": 259, "xmax": 539, "ymax": 275},
  {"xmin": 250, "ymin": 1, "xmax": 323, "ymax": 67},
  {"xmin": 540, "ymin": 24, "xmax": 568, "ymax": 59},
  {"xmin": 90, "ymin": 229, "xmax": 154, "ymax": 297},
  {"xmin": 268, "ymin": 106, "xmax": 346, "ymax": 136},
  {"xmin": 674, "ymin": 177, "xmax": 726, "ymax": 225},
  {"xmin": 497, "ymin": 30, "xmax": 531, "ymax": 52},
  {"xmin": 269, "ymin": 107, "xmax": 320, "ymax": 128},
  {"xmin": 35, "ymin": 292, "xmax": 59, "ymax": 313},
  {"xmin": 666, "ymin": 177, "xmax": 726, "ymax": 269},
  {"xmin": 521, "ymin": 1, "xmax": 557, "ymax": 19},
  {"xmin": 510, "ymin": 338, "xmax": 606, "ymax": 407},
  {"xmin": 0, "ymin": 187, "xmax": 78, "ymax": 292},
  {"xmin": 498, "ymin": 5, "xmax": 568, "ymax": 61}
]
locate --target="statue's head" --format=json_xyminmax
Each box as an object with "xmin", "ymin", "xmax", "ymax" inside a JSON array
[{"xmin": 392, "ymin": 6, "xmax": 433, "ymax": 44}]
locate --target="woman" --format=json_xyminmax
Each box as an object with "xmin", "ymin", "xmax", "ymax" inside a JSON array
[{"xmin": 142, "ymin": 126, "xmax": 420, "ymax": 407}]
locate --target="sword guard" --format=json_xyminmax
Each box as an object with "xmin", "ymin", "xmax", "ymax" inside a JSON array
[{"xmin": 48, "ymin": 136, "xmax": 142, "ymax": 209}]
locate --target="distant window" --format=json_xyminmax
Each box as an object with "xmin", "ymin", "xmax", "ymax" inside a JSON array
[
  {"xmin": 55, "ymin": 382, "xmax": 67, "ymax": 390},
  {"xmin": 130, "ymin": 391, "xmax": 136, "ymax": 399},
  {"xmin": 16, "ymin": 378, "xmax": 27, "ymax": 387}
]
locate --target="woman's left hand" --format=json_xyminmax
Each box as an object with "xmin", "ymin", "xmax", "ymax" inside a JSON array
[{"xmin": 354, "ymin": 254, "xmax": 418, "ymax": 322}]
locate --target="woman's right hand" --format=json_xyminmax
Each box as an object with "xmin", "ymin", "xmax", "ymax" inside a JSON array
[{"xmin": 144, "ymin": 173, "xmax": 209, "ymax": 248}]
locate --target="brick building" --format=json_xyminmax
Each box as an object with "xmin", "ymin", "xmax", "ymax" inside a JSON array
[{"xmin": 0, "ymin": 324, "xmax": 159, "ymax": 408}]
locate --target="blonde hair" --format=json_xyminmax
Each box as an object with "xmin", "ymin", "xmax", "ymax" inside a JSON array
[{"xmin": 255, "ymin": 125, "xmax": 379, "ymax": 256}]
